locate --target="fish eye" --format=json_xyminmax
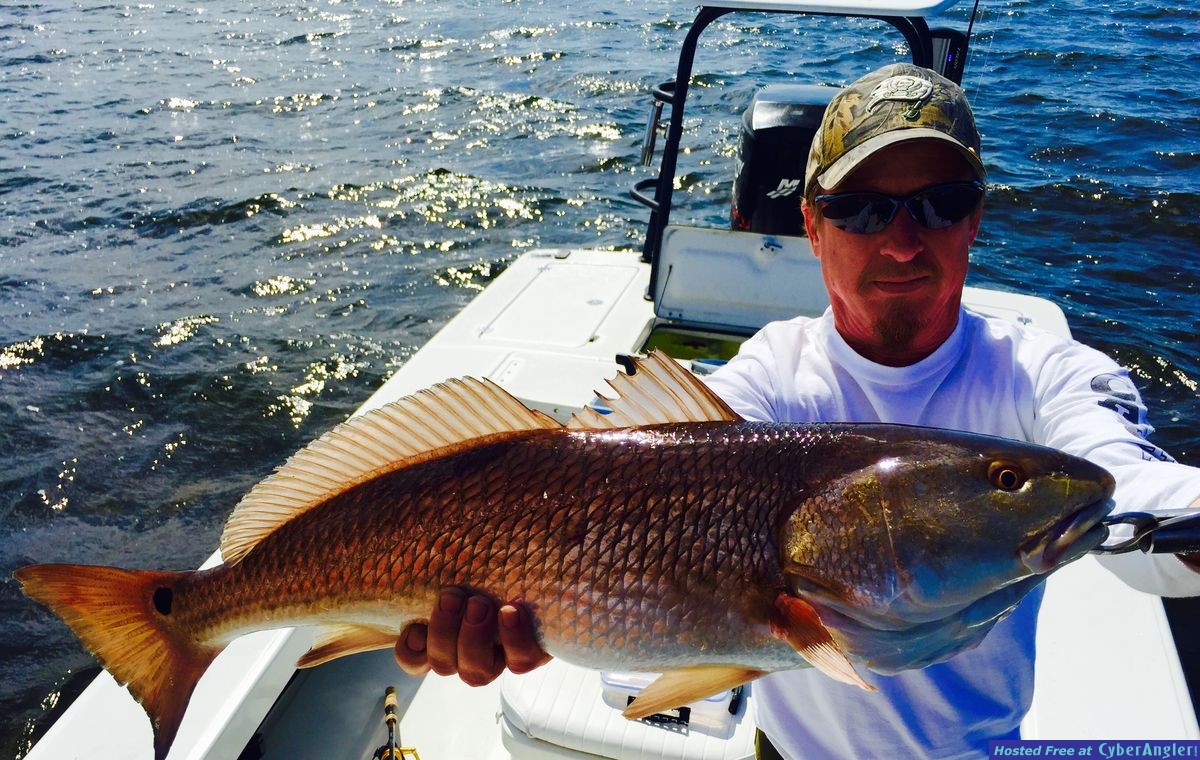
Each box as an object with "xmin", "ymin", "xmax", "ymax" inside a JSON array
[{"xmin": 988, "ymin": 461, "xmax": 1026, "ymax": 491}]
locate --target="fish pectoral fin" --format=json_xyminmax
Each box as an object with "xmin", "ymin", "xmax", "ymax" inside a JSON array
[
  {"xmin": 620, "ymin": 665, "xmax": 765, "ymax": 720},
  {"xmin": 770, "ymin": 593, "xmax": 876, "ymax": 692},
  {"xmin": 297, "ymin": 625, "xmax": 400, "ymax": 668}
]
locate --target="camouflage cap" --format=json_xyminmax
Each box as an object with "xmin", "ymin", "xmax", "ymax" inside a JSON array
[{"xmin": 805, "ymin": 63, "xmax": 985, "ymax": 196}]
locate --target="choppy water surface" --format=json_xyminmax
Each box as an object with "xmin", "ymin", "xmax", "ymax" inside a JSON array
[{"xmin": 1, "ymin": 0, "xmax": 1197, "ymax": 755}]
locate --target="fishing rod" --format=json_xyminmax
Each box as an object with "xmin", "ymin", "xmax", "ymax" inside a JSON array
[
  {"xmin": 371, "ymin": 686, "xmax": 421, "ymax": 760},
  {"xmin": 1093, "ymin": 510, "xmax": 1200, "ymax": 555}
]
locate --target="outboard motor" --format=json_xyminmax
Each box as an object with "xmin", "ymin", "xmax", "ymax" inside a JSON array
[{"xmin": 731, "ymin": 84, "xmax": 837, "ymax": 236}]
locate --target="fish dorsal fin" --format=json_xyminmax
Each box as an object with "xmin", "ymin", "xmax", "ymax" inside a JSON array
[
  {"xmin": 220, "ymin": 377, "xmax": 560, "ymax": 565},
  {"xmin": 567, "ymin": 349, "xmax": 741, "ymax": 430}
]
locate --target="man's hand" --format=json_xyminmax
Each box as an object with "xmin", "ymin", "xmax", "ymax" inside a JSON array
[{"xmin": 394, "ymin": 587, "xmax": 552, "ymax": 686}]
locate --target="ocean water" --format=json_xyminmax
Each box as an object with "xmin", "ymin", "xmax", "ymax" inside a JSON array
[{"xmin": 1, "ymin": 0, "xmax": 1197, "ymax": 755}]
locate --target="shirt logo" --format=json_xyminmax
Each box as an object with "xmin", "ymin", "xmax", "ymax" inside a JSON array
[
  {"xmin": 1090, "ymin": 373, "xmax": 1175, "ymax": 462},
  {"xmin": 1090, "ymin": 373, "xmax": 1140, "ymax": 425}
]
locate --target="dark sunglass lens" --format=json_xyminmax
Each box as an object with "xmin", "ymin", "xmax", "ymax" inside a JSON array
[
  {"xmin": 820, "ymin": 195, "xmax": 897, "ymax": 234},
  {"xmin": 908, "ymin": 183, "xmax": 983, "ymax": 229}
]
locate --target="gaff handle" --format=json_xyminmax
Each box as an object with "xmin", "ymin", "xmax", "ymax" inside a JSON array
[
  {"xmin": 1143, "ymin": 512, "xmax": 1200, "ymax": 555},
  {"xmin": 1095, "ymin": 510, "xmax": 1200, "ymax": 555}
]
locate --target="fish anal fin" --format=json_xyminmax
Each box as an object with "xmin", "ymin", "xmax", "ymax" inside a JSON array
[
  {"xmin": 568, "ymin": 349, "xmax": 742, "ymax": 430},
  {"xmin": 297, "ymin": 625, "xmax": 400, "ymax": 668},
  {"xmin": 620, "ymin": 665, "xmax": 765, "ymax": 720},
  {"xmin": 770, "ymin": 593, "xmax": 875, "ymax": 692},
  {"xmin": 14, "ymin": 563, "xmax": 218, "ymax": 760},
  {"xmin": 221, "ymin": 377, "xmax": 561, "ymax": 565}
]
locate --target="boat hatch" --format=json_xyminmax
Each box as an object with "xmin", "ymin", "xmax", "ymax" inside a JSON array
[{"xmin": 650, "ymin": 225, "xmax": 827, "ymax": 339}]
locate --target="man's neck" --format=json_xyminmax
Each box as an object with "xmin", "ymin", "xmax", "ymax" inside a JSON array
[
  {"xmin": 839, "ymin": 334, "xmax": 942, "ymax": 367},
  {"xmin": 832, "ymin": 308, "xmax": 962, "ymax": 368}
]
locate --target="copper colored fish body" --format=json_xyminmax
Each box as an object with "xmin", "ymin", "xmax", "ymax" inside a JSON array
[
  {"xmin": 175, "ymin": 424, "xmax": 855, "ymax": 672},
  {"xmin": 14, "ymin": 352, "xmax": 1115, "ymax": 759}
]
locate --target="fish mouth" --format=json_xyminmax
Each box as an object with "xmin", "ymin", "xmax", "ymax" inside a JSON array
[{"xmin": 1020, "ymin": 497, "xmax": 1113, "ymax": 574}]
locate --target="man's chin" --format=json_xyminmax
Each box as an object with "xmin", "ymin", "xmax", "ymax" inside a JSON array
[{"xmin": 873, "ymin": 302, "xmax": 927, "ymax": 348}]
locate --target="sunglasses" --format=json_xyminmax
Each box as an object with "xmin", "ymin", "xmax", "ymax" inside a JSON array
[{"xmin": 814, "ymin": 180, "xmax": 985, "ymax": 235}]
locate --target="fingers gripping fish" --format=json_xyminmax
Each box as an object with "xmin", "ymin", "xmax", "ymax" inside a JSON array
[{"xmin": 14, "ymin": 350, "xmax": 1115, "ymax": 759}]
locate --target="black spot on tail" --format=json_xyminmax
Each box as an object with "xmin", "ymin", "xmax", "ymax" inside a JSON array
[{"xmin": 153, "ymin": 587, "xmax": 173, "ymax": 615}]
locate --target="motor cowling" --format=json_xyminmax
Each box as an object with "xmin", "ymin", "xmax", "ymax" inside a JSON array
[{"xmin": 731, "ymin": 84, "xmax": 837, "ymax": 236}]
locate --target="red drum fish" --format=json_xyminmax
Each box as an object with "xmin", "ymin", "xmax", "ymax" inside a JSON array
[{"xmin": 15, "ymin": 351, "xmax": 1114, "ymax": 759}]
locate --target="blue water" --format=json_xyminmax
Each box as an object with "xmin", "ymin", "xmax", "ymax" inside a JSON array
[{"xmin": 1, "ymin": 0, "xmax": 1197, "ymax": 755}]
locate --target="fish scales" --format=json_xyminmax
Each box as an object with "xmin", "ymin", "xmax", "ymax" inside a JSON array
[
  {"xmin": 792, "ymin": 484, "xmax": 895, "ymax": 604},
  {"xmin": 170, "ymin": 423, "xmax": 826, "ymax": 668}
]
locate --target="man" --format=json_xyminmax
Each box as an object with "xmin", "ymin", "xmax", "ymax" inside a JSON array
[{"xmin": 394, "ymin": 64, "xmax": 1200, "ymax": 757}]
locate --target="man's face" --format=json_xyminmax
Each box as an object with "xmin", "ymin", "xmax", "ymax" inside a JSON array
[{"xmin": 802, "ymin": 140, "xmax": 983, "ymax": 366}]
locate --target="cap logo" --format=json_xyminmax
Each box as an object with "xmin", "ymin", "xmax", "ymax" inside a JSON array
[{"xmin": 866, "ymin": 75, "xmax": 933, "ymax": 120}]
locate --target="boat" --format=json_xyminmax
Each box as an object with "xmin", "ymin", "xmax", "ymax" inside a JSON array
[{"xmin": 22, "ymin": 1, "xmax": 1198, "ymax": 758}]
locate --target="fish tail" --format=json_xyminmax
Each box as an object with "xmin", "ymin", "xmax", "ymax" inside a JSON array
[{"xmin": 15, "ymin": 563, "xmax": 217, "ymax": 760}]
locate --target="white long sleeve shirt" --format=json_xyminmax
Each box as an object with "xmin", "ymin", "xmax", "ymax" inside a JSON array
[{"xmin": 705, "ymin": 307, "xmax": 1200, "ymax": 759}]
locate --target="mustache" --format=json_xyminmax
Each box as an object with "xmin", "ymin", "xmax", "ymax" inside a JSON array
[{"xmin": 860, "ymin": 260, "xmax": 941, "ymax": 287}]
